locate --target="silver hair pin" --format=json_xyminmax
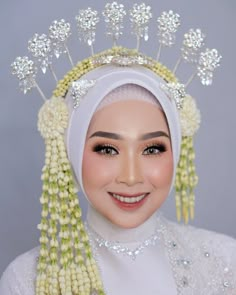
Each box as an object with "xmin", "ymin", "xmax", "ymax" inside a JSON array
[
  {"xmin": 12, "ymin": 2, "xmax": 222, "ymax": 109},
  {"xmin": 160, "ymin": 82, "xmax": 186, "ymax": 109},
  {"xmin": 102, "ymin": 2, "xmax": 126, "ymax": 47},
  {"xmin": 196, "ymin": 48, "xmax": 222, "ymax": 86},
  {"xmin": 28, "ymin": 33, "xmax": 58, "ymax": 82},
  {"xmin": 156, "ymin": 10, "xmax": 181, "ymax": 61},
  {"xmin": 163, "ymin": 47, "xmax": 222, "ymax": 106},
  {"xmin": 49, "ymin": 19, "xmax": 74, "ymax": 67},
  {"xmin": 162, "ymin": 46, "xmax": 221, "ymax": 105},
  {"xmin": 70, "ymin": 79, "xmax": 96, "ymax": 109},
  {"xmin": 130, "ymin": 3, "xmax": 152, "ymax": 51},
  {"xmin": 185, "ymin": 47, "xmax": 222, "ymax": 87},
  {"xmin": 173, "ymin": 28, "xmax": 205, "ymax": 74},
  {"xmin": 11, "ymin": 56, "xmax": 47, "ymax": 101},
  {"xmin": 75, "ymin": 8, "xmax": 100, "ymax": 56}
]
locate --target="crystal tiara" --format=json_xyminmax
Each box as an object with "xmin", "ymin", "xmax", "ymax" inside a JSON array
[{"xmin": 11, "ymin": 2, "xmax": 221, "ymax": 109}]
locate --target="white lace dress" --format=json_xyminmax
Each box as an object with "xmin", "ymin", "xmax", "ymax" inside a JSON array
[{"xmin": 0, "ymin": 206, "xmax": 236, "ymax": 295}]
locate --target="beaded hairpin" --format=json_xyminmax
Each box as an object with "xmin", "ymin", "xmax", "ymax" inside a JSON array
[{"xmin": 11, "ymin": 3, "xmax": 221, "ymax": 102}]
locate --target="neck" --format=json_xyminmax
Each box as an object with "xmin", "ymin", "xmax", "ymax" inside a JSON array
[{"xmin": 86, "ymin": 205, "xmax": 157, "ymax": 243}]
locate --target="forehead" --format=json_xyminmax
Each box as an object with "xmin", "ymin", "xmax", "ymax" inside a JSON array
[{"xmin": 87, "ymin": 100, "xmax": 169, "ymax": 137}]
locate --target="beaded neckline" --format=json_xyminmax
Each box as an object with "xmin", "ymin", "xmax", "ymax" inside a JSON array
[
  {"xmin": 86, "ymin": 214, "xmax": 235, "ymax": 294},
  {"xmin": 85, "ymin": 219, "xmax": 161, "ymax": 261}
]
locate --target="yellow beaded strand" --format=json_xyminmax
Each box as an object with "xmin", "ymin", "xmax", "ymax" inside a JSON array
[
  {"xmin": 175, "ymin": 136, "xmax": 198, "ymax": 224},
  {"xmin": 37, "ymin": 132, "xmax": 106, "ymax": 294}
]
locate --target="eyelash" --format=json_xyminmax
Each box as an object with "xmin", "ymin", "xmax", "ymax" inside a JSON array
[
  {"xmin": 93, "ymin": 144, "xmax": 119, "ymax": 156},
  {"xmin": 92, "ymin": 142, "xmax": 167, "ymax": 157},
  {"xmin": 143, "ymin": 143, "xmax": 167, "ymax": 155}
]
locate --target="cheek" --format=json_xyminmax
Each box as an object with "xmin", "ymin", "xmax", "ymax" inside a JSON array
[
  {"xmin": 144, "ymin": 154, "xmax": 173, "ymax": 188},
  {"xmin": 82, "ymin": 149, "xmax": 117, "ymax": 190}
]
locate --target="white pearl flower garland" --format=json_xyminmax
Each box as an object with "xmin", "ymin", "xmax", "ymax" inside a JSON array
[
  {"xmin": 180, "ymin": 95, "xmax": 201, "ymax": 137},
  {"xmin": 38, "ymin": 96, "xmax": 68, "ymax": 139},
  {"xmin": 171, "ymin": 95, "xmax": 200, "ymax": 223},
  {"xmin": 36, "ymin": 97, "xmax": 105, "ymax": 295},
  {"xmin": 175, "ymin": 136, "xmax": 198, "ymax": 224}
]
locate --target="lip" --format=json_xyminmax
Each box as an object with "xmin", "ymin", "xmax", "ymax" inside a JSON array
[
  {"xmin": 108, "ymin": 192, "xmax": 149, "ymax": 198},
  {"xmin": 108, "ymin": 192, "xmax": 149, "ymax": 211}
]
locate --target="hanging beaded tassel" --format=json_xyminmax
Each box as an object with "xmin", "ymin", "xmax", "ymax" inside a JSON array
[
  {"xmin": 36, "ymin": 97, "xmax": 105, "ymax": 295},
  {"xmin": 175, "ymin": 136, "xmax": 198, "ymax": 224}
]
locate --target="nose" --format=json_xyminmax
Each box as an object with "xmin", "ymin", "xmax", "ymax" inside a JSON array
[{"xmin": 115, "ymin": 152, "xmax": 143, "ymax": 186}]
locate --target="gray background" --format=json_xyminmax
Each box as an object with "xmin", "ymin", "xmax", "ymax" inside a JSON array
[{"xmin": 0, "ymin": 0, "xmax": 235, "ymax": 275}]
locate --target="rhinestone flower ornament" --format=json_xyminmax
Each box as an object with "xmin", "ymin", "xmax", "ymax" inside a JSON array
[
  {"xmin": 173, "ymin": 28, "xmax": 205, "ymax": 74},
  {"xmin": 28, "ymin": 33, "xmax": 52, "ymax": 74},
  {"xmin": 130, "ymin": 3, "xmax": 152, "ymax": 49},
  {"xmin": 75, "ymin": 8, "xmax": 100, "ymax": 54},
  {"xmin": 11, "ymin": 56, "xmax": 47, "ymax": 100},
  {"xmin": 161, "ymin": 82, "xmax": 186, "ymax": 109},
  {"xmin": 157, "ymin": 10, "xmax": 180, "ymax": 47},
  {"xmin": 11, "ymin": 56, "xmax": 36, "ymax": 81},
  {"xmin": 70, "ymin": 79, "xmax": 96, "ymax": 109},
  {"xmin": 182, "ymin": 29, "xmax": 205, "ymax": 63},
  {"xmin": 49, "ymin": 19, "xmax": 71, "ymax": 43},
  {"xmin": 197, "ymin": 48, "xmax": 222, "ymax": 85},
  {"xmin": 103, "ymin": 2, "xmax": 126, "ymax": 45},
  {"xmin": 49, "ymin": 19, "xmax": 71, "ymax": 58},
  {"xmin": 11, "ymin": 56, "xmax": 37, "ymax": 94},
  {"xmin": 156, "ymin": 10, "xmax": 180, "ymax": 60}
]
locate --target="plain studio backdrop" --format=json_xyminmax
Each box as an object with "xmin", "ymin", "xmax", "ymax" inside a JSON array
[{"xmin": 0, "ymin": 0, "xmax": 235, "ymax": 275}]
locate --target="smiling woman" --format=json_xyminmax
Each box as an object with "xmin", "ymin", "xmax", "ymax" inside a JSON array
[
  {"xmin": 0, "ymin": 2, "xmax": 236, "ymax": 295},
  {"xmin": 1, "ymin": 54, "xmax": 236, "ymax": 295},
  {"xmin": 82, "ymin": 85, "xmax": 173, "ymax": 229}
]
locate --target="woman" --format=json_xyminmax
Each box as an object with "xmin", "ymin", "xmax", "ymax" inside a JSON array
[
  {"xmin": 1, "ymin": 3, "xmax": 236, "ymax": 294},
  {"xmin": 1, "ymin": 62, "xmax": 236, "ymax": 294}
]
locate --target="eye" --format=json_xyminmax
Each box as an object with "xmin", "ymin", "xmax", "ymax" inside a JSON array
[
  {"xmin": 143, "ymin": 144, "xmax": 167, "ymax": 155},
  {"xmin": 93, "ymin": 144, "xmax": 118, "ymax": 156}
]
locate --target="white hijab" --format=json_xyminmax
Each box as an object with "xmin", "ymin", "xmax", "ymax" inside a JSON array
[
  {"xmin": 65, "ymin": 65, "xmax": 181, "ymax": 195},
  {"xmin": 65, "ymin": 65, "xmax": 180, "ymax": 294}
]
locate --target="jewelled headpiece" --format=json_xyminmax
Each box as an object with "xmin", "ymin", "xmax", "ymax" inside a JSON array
[{"xmin": 11, "ymin": 3, "xmax": 222, "ymax": 295}]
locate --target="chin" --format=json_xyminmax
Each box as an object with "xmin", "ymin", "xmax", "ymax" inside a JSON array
[{"xmin": 106, "ymin": 212, "xmax": 154, "ymax": 229}]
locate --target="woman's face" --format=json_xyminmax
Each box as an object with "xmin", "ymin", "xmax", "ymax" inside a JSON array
[{"xmin": 82, "ymin": 99, "xmax": 173, "ymax": 228}]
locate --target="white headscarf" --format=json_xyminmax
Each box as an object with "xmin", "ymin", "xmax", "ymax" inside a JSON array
[
  {"xmin": 65, "ymin": 65, "xmax": 181, "ymax": 196},
  {"xmin": 64, "ymin": 64, "xmax": 181, "ymax": 294}
]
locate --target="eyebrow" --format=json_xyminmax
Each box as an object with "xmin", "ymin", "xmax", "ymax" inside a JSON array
[{"xmin": 89, "ymin": 130, "xmax": 169, "ymax": 140}]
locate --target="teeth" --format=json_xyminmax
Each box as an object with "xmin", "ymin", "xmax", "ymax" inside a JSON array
[{"xmin": 111, "ymin": 193, "xmax": 147, "ymax": 203}]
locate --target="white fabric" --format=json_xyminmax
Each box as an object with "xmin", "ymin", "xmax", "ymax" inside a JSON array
[
  {"xmin": 65, "ymin": 65, "xmax": 181, "ymax": 196},
  {"xmin": 1, "ymin": 208, "xmax": 236, "ymax": 295},
  {"xmin": 95, "ymin": 83, "xmax": 161, "ymax": 112},
  {"xmin": 86, "ymin": 206, "xmax": 177, "ymax": 295}
]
